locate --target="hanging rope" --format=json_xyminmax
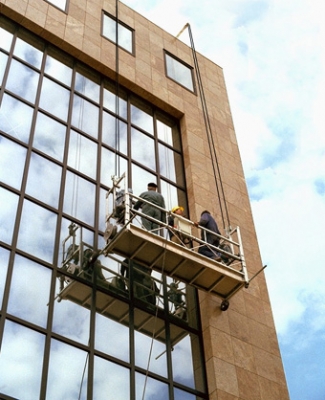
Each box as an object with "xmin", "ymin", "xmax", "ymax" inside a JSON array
[
  {"xmin": 114, "ymin": 0, "xmax": 121, "ymax": 179},
  {"xmin": 176, "ymin": 24, "xmax": 231, "ymax": 230}
]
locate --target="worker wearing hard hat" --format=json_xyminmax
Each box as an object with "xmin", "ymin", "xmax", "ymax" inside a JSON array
[{"xmin": 168, "ymin": 206, "xmax": 191, "ymax": 246}]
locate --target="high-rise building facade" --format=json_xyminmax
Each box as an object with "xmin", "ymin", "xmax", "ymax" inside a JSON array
[{"xmin": 0, "ymin": 1, "xmax": 289, "ymax": 399}]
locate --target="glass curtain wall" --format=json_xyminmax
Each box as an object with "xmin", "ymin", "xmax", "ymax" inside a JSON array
[{"xmin": 0, "ymin": 16, "xmax": 208, "ymax": 400}]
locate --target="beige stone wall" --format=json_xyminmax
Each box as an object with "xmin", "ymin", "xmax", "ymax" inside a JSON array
[{"xmin": 0, "ymin": 0, "xmax": 289, "ymax": 398}]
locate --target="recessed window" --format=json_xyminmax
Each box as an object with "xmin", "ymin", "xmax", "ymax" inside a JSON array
[
  {"xmin": 45, "ymin": 0, "xmax": 67, "ymax": 12},
  {"xmin": 102, "ymin": 12, "xmax": 134, "ymax": 54},
  {"xmin": 165, "ymin": 51, "xmax": 195, "ymax": 92}
]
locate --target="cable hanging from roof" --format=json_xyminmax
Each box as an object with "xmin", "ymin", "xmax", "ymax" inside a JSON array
[
  {"xmin": 114, "ymin": 0, "xmax": 121, "ymax": 179},
  {"xmin": 176, "ymin": 24, "xmax": 231, "ymax": 231}
]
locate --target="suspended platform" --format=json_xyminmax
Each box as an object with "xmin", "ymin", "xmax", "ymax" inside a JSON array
[{"xmin": 103, "ymin": 222, "xmax": 248, "ymax": 301}]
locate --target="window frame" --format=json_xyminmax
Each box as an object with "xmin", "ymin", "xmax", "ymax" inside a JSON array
[
  {"xmin": 164, "ymin": 50, "xmax": 196, "ymax": 93},
  {"xmin": 101, "ymin": 11, "xmax": 135, "ymax": 55}
]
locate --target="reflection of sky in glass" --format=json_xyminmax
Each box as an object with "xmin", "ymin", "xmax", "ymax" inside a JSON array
[
  {"xmin": 39, "ymin": 76, "xmax": 70, "ymax": 121},
  {"xmin": 53, "ymin": 281, "xmax": 90, "ymax": 345},
  {"xmin": 17, "ymin": 199, "xmax": 57, "ymax": 263},
  {"xmin": 102, "ymin": 14, "xmax": 133, "ymax": 53},
  {"xmin": 8, "ymin": 255, "xmax": 51, "ymax": 327},
  {"xmin": 46, "ymin": 0, "xmax": 67, "ymax": 11},
  {"xmin": 131, "ymin": 128, "xmax": 156, "ymax": 170},
  {"xmin": 45, "ymin": 54, "xmax": 72, "ymax": 86},
  {"xmin": 94, "ymin": 357, "xmax": 130, "ymax": 400},
  {"xmin": 103, "ymin": 87, "xmax": 127, "ymax": 118},
  {"xmin": 0, "ymin": 188, "xmax": 19, "ymax": 245},
  {"xmin": 100, "ymin": 148, "xmax": 128, "ymax": 187},
  {"xmin": 131, "ymin": 104, "xmax": 153, "ymax": 135},
  {"xmin": 172, "ymin": 334, "xmax": 195, "ymax": 388},
  {"xmin": 75, "ymin": 72, "xmax": 100, "ymax": 103},
  {"xmin": 6, "ymin": 58, "xmax": 40, "ymax": 103},
  {"xmin": 135, "ymin": 329, "xmax": 167, "ymax": 377},
  {"xmin": 131, "ymin": 164, "xmax": 157, "ymax": 197},
  {"xmin": 0, "ymin": 247, "xmax": 9, "ymax": 305},
  {"xmin": 13, "ymin": 37, "xmax": 43, "ymax": 68},
  {"xmin": 0, "ymin": 136, "xmax": 26, "ymax": 189},
  {"xmin": 33, "ymin": 112, "xmax": 66, "ymax": 161},
  {"xmin": 95, "ymin": 313, "xmax": 130, "ymax": 362},
  {"xmin": 136, "ymin": 372, "xmax": 169, "ymax": 400},
  {"xmin": 0, "ymin": 94, "xmax": 33, "ymax": 143},
  {"xmin": 0, "ymin": 52, "xmax": 8, "ymax": 83},
  {"xmin": 157, "ymin": 119, "xmax": 173, "ymax": 146},
  {"xmin": 71, "ymin": 94, "xmax": 99, "ymax": 138},
  {"xmin": 174, "ymin": 388, "xmax": 199, "ymax": 400},
  {"xmin": 0, "ymin": 27, "xmax": 13, "ymax": 51},
  {"xmin": 166, "ymin": 54, "xmax": 194, "ymax": 92},
  {"xmin": 160, "ymin": 180, "xmax": 179, "ymax": 211},
  {"xmin": 26, "ymin": 152, "xmax": 62, "ymax": 208},
  {"xmin": 159, "ymin": 143, "xmax": 177, "ymax": 182},
  {"xmin": 68, "ymin": 130, "xmax": 97, "ymax": 179},
  {"xmin": 46, "ymin": 339, "xmax": 88, "ymax": 400},
  {"xmin": 0, "ymin": 321, "xmax": 45, "ymax": 399},
  {"xmin": 63, "ymin": 171, "xmax": 95, "ymax": 226},
  {"xmin": 102, "ymin": 111, "xmax": 127, "ymax": 154}
]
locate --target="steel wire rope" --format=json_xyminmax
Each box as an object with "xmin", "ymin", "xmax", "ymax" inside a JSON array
[
  {"xmin": 141, "ymin": 227, "xmax": 169, "ymax": 400},
  {"xmin": 114, "ymin": 0, "xmax": 121, "ymax": 179},
  {"xmin": 178, "ymin": 24, "xmax": 231, "ymax": 230}
]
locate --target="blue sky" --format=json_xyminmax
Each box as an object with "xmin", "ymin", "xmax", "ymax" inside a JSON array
[{"xmin": 122, "ymin": 0, "xmax": 325, "ymax": 399}]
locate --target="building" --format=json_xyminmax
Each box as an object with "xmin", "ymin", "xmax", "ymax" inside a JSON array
[{"xmin": 0, "ymin": 0, "xmax": 289, "ymax": 399}]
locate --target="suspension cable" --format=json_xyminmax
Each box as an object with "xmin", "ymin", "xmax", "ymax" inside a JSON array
[
  {"xmin": 114, "ymin": 0, "xmax": 121, "ymax": 178},
  {"xmin": 177, "ymin": 24, "xmax": 231, "ymax": 230}
]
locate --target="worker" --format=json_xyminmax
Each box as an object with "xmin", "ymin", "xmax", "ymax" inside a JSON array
[
  {"xmin": 195, "ymin": 210, "xmax": 221, "ymax": 261},
  {"xmin": 133, "ymin": 182, "xmax": 166, "ymax": 232},
  {"xmin": 168, "ymin": 206, "xmax": 191, "ymax": 246}
]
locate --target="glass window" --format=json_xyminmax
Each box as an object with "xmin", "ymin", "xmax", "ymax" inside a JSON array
[
  {"xmin": 100, "ymin": 148, "xmax": 127, "ymax": 187},
  {"xmin": 46, "ymin": 340, "xmax": 88, "ymax": 399},
  {"xmin": 0, "ymin": 94, "xmax": 34, "ymax": 143},
  {"xmin": 131, "ymin": 128, "xmax": 156, "ymax": 171},
  {"xmin": 0, "ymin": 52, "xmax": 8, "ymax": 84},
  {"xmin": 39, "ymin": 76, "xmax": 70, "ymax": 121},
  {"xmin": 102, "ymin": 12, "xmax": 134, "ymax": 54},
  {"xmin": 63, "ymin": 171, "xmax": 96, "ymax": 226},
  {"xmin": 33, "ymin": 112, "xmax": 66, "ymax": 161},
  {"xmin": 136, "ymin": 372, "xmax": 169, "ymax": 400},
  {"xmin": 159, "ymin": 143, "xmax": 185, "ymax": 184},
  {"xmin": 103, "ymin": 84, "xmax": 127, "ymax": 118},
  {"xmin": 0, "ymin": 136, "xmax": 27, "ymax": 190},
  {"xmin": 26, "ymin": 152, "xmax": 62, "ymax": 208},
  {"xmin": 45, "ymin": 53, "xmax": 72, "ymax": 86},
  {"xmin": 68, "ymin": 130, "xmax": 97, "ymax": 179},
  {"xmin": 0, "ymin": 188, "xmax": 19, "ymax": 245},
  {"xmin": 17, "ymin": 200, "xmax": 57, "ymax": 263},
  {"xmin": 6, "ymin": 58, "xmax": 40, "ymax": 103},
  {"xmin": 0, "ymin": 247, "xmax": 10, "ymax": 307},
  {"xmin": 13, "ymin": 37, "xmax": 43, "ymax": 69},
  {"xmin": 71, "ymin": 94, "xmax": 99, "ymax": 138},
  {"xmin": 75, "ymin": 71, "xmax": 100, "ymax": 103},
  {"xmin": 94, "ymin": 357, "xmax": 130, "ymax": 400},
  {"xmin": 165, "ymin": 52, "xmax": 195, "ymax": 92},
  {"xmin": 7, "ymin": 256, "xmax": 51, "ymax": 327},
  {"xmin": 131, "ymin": 102, "xmax": 153, "ymax": 135},
  {"xmin": 0, "ymin": 27, "xmax": 14, "ymax": 51},
  {"xmin": 102, "ymin": 111, "xmax": 128, "ymax": 155},
  {"xmin": 0, "ymin": 321, "xmax": 45, "ymax": 400},
  {"xmin": 45, "ymin": 0, "xmax": 67, "ymax": 12}
]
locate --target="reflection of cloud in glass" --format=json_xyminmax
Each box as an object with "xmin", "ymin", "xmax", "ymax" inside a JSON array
[
  {"xmin": 131, "ymin": 128, "xmax": 156, "ymax": 171},
  {"xmin": 68, "ymin": 130, "xmax": 97, "ymax": 179},
  {"xmin": 71, "ymin": 94, "xmax": 99, "ymax": 138},
  {"xmin": 0, "ymin": 136, "xmax": 27, "ymax": 189},
  {"xmin": 39, "ymin": 76, "xmax": 70, "ymax": 121},
  {"xmin": 158, "ymin": 143, "xmax": 177, "ymax": 182},
  {"xmin": 136, "ymin": 372, "xmax": 169, "ymax": 400},
  {"xmin": 63, "ymin": 171, "xmax": 96, "ymax": 226},
  {"xmin": 0, "ymin": 52, "xmax": 8, "ymax": 82},
  {"xmin": 0, "ymin": 27, "xmax": 13, "ymax": 51},
  {"xmin": 131, "ymin": 164, "xmax": 157, "ymax": 196},
  {"xmin": 26, "ymin": 152, "xmax": 62, "ymax": 208},
  {"xmin": 13, "ymin": 37, "xmax": 43, "ymax": 68},
  {"xmin": 75, "ymin": 72, "xmax": 100, "ymax": 102},
  {"xmin": 172, "ymin": 334, "xmax": 195, "ymax": 388},
  {"xmin": 131, "ymin": 104, "xmax": 153, "ymax": 135},
  {"xmin": 102, "ymin": 111, "xmax": 128, "ymax": 154},
  {"xmin": 53, "ymin": 280, "xmax": 90, "ymax": 344},
  {"xmin": 17, "ymin": 200, "xmax": 57, "ymax": 263},
  {"xmin": 0, "ymin": 187, "xmax": 19, "ymax": 244},
  {"xmin": 46, "ymin": 339, "xmax": 88, "ymax": 400},
  {"xmin": 0, "ymin": 320, "xmax": 45, "ymax": 399},
  {"xmin": 0, "ymin": 247, "xmax": 10, "ymax": 304},
  {"xmin": 7, "ymin": 255, "xmax": 51, "ymax": 328},
  {"xmin": 45, "ymin": 54, "xmax": 72, "ymax": 86},
  {"xmin": 103, "ymin": 87, "xmax": 127, "ymax": 118},
  {"xmin": 93, "ymin": 356, "xmax": 130, "ymax": 400},
  {"xmin": 0, "ymin": 93, "xmax": 33, "ymax": 143},
  {"xmin": 6, "ymin": 58, "xmax": 40, "ymax": 103},
  {"xmin": 33, "ymin": 112, "xmax": 66, "ymax": 161},
  {"xmin": 46, "ymin": 0, "xmax": 67, "ymax": 11}
]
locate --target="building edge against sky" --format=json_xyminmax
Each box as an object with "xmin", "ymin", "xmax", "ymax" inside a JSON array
[{"xmin": 0, "ymin": 0, "xmax": 289, "ymax": 399}]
